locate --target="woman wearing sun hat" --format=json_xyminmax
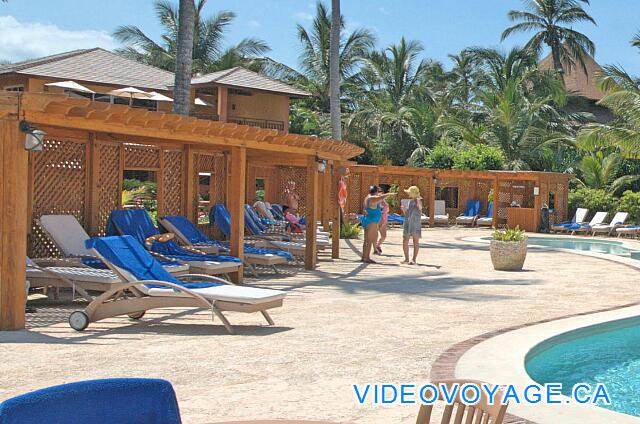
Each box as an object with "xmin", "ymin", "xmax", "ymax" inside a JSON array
[{"xmin": 402, "ymin": 185, "xmax": 423, "ymax": 264}]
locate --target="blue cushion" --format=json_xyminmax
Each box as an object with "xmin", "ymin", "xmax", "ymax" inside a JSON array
[
  {"xmin": 86, "ymin": 235, "xmax": 221, "ymax": 290},
  {"xmin": 0, "ymin": 378, "xmax": 181, "ymax": 424},
  {"xmin": 107, "ymin": 210, "xmax": 239, "ymax": 263}
]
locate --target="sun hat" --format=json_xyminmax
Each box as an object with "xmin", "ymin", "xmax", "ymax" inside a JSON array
[{"xmin": 404, "ymin": 185, "xmax": 421, "ymax": 199}]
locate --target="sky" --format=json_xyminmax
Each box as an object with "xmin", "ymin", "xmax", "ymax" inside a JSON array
[{"xmin": 1, "ymin": 0, "xmax": 639, "ymax": 73}]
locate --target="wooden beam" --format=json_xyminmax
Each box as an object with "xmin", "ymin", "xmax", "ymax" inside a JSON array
[
  {"xmin": 305, "ymin": 156, "xmax": 319, "ymax": 269},
  {"xmin": 332, "ymin": 164, "xmax": 341, "ymax": 259},
  {"xmin": 228, "ymin": 146, "xmax": 246, "ymax": 282},
  {"xmin": 429, "ymin": 174, "xmax": 436, "ymax": 227},
  {"xmin": 492, "ymin": 177, "xmax": 499, "ymax": 228},
  {"xmin": 321, "ymin": 171, "xmax": 331, "ymax": 232},
  {"xmin": 183, "ymin": 145, "xmax": 195, "ymax": 221},
  {"xmin": 0, "ymin": 119, "xmax": 28, "ymax": 330}
]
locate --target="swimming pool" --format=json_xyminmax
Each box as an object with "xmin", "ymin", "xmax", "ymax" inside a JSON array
[
  {"xmin": 478, "ymin": 236, "xmax": 640, "ymax": 260},
  {"xmin": 526, "ymin": 317, "xmax": 640, "ymax": 417}
]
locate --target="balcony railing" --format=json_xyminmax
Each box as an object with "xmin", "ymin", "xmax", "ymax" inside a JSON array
[
  {"xmin": 228, "ymin": 117, "xmax": 285, "ymax": 131},
  {"xmin": 189, "ymin": 113, "xmax": 286, "ymax": 132}
]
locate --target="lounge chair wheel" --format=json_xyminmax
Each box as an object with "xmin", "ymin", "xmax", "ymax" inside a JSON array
[
  {"xmin": 128, "ymin": 311, "xmax": 146, "ymax": 320},
  {"xmin": 69, "ymin": 311, "xmax": 89, "ymax": 331}
]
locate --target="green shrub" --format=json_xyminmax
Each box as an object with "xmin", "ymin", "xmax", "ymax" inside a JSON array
[
  {"xmin": 425, "ymin": 143, "xmax": 457, "ymax": 169},
  {"xmin": 386, "ymin": 184, "xmax": 400, "ymax": 208},
  {"xmin": 618, "ymin": 190, "xmax": 640, "ymax": 224},
  {"xmin": 340, "ymin": 222, "xmax": 361, "ymax": 239},
  {"xmin": 568, "ymin": 188, "xmax": 616, "ymax": 219},
  {"xmin": 492, "ymin": 226, "xmax": 526, "ymax": 242},
  {"xmin": 453, "ymin": 144, "xmax": 505, "ymax": 171}
]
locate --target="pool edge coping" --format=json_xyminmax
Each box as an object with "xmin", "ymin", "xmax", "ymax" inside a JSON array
[{"xmin": 428, "ymin": 234, "xmax": 640, "ymax": 424}]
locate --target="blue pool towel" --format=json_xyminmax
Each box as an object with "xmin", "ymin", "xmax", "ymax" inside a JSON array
[
  {"xmin": 107, "ymin": 210, "xmax": 240, "ymax": 263},
  {"xmin": 0, "ymin": 378, "xmax": 181, "ymax": 424},
  {"xmin": 164, "ymin": 215, "xmax": 292, "ymax": 261},
  {"xmin": 86, "ymin": 235, "xmax": 220, "ymax": 290},
  {"xmin": 245, "ymin": 204, "xmax": 268, "ymax": 231}
]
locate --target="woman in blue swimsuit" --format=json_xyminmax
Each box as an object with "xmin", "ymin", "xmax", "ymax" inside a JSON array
[{"xmin": 361, "ymin": 185, "xmax": 396, "ymax": 263}]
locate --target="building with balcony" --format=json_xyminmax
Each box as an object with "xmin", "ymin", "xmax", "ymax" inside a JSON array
[{"xmin": 0, "ymin": 48, "xmax": 310, "ymax": 132}]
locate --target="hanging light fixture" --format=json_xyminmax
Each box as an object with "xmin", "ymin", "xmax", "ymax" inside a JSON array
[
  {"xmin": 19, "ymin": 120, "xmax": 46, "ymax": 152},
  {"xmin": 315, "ymin": 155, "xmax": 327, "ymax": 173}
]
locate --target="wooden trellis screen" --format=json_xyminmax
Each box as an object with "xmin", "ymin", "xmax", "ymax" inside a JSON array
[
  {"xmin": 194, "ymin": 151, "xmax": 226, "ymax": 239},
  {"xmin": 27, "ymin": 134, "xmax": 191, "ymax": 257},
  {"xmin": 276, "ymin": 166, "xmax": 307, "ymax": 215}
]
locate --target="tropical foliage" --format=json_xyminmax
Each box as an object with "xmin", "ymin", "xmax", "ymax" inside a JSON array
[{"xmin": 113, "ymin": 0, "xmax": 270, "ymax": 73}]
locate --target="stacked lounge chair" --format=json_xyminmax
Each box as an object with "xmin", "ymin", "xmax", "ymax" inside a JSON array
[
  {"xmin": 433, "ymin": 200, "xmax": 450, "ymax": 225},
  {"xmin": 565, "ymin": 211, "xmax": 608, "ymax": 235},
  {"xmin": 68, "ymin": 235, "xmax": 286, "ymax": 333},
  {"xmin": 39, "ymin": 214, "xmax": 189, "ymax": 275},
  {"xmin": 158, "ymin": 215, "xmax": 292, "ymax": 276},
  {"xmin": 455, "ymin": 200, "xmax": 481, "ymax": 226},
  {"xmin": 616, "ymin": 225, "xmax": 640, "ymax": 238},
  {"xmin": 107, "ymin": 209, "xmax": 241, "ymax": 277},
  {"xmin": 591, "ymin": 212, "xmax": 629, "ymax": 236},
  {"xmin": 476, "ymin": 202, "xmax": 494, "ymax": 227},
  {"xmin": 550, "ymin": 208, "xmax": 589, "ymax": 233}
]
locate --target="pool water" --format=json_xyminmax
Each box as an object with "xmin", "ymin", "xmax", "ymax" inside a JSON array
[
  {"xmin": 526, "ymin": 237, "xmax": 640, "ymax": 257},
  {"xmin": 526, "ymin": 318, "xmax": 640, "ymax": 417}
]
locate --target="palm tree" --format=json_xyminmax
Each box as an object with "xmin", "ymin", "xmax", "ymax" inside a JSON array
[
  {"xmin": 632, "ymin": 33, "xmax": 640, "ymax": 49},
  {"xmin": 501, "ymin": 0, "xmax": 596, "ymax": 75},
  {"xmin": 329, "ymin": 0, "xmax": 341, "ymax": 140},
  {"xmin": 296, "ymin": 1, "xmax": 375, "ymax": 112},
  {"xmin": 347, "ymin": 38, "xmax": 433, "ymax": 164},
  {"xmin": 113, "ymin": 0, "xmax": 270, "ymax": 73},
  {"xmin": 573, "ymin": 150, "xmax": 639, "ymax": 194},
  {"xmin": 446, "ymin": 50, "xmax": 484, "ymax": 106},
  {"xmin": 578, "ymin": 65, "xmax": 640, "ymax": 157},
  {"xmin": 438, "ymin": 47, "xmax": 572, "ymax": 170},
  {"xmin": 173, "ymin": 0, "xmax": 195, "ymax": 115}
]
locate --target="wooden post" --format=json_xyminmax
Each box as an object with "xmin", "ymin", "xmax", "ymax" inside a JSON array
[
  {"xmin": 228, "ymin": 146, "xmax": 246, "ymax": 282},
  {"xmin": 305, "ymin": 156, "xmax": 319, "ymax": 269},
  {"xmin": 217, "ymin": 87, "xmax": 228, "ymax": 123},
  {"xmin": 183, "ymin": 145, "xmax": 195, "ymax": 221},
  {"xmin": 321, "ymin": 170, "xmax": 331, "ymax": 232},
  {"xmin": 331, "ymin": 164, "xmax": 341, "ymax": 259},
  {"xmin": 492, "ymin": 176, "xmax": 499, "ymax": 228},
  {"xmin": 0, "ymin": 119, "xmax": 28, "ymax": 330},
  {"xmin": 429, "ymin": 172, "xmax": 436, "ymax": 227}
]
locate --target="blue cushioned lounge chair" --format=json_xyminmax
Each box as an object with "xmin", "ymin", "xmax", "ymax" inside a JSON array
[
  {"xmin": 0, "ymin": 378, "xmax": 182, "ymax": 424},
  {"xmin": 551, "ymin": 208, "xmax": 589, "ymax": 232},
  {"xmin": 158, "ymin": 215, "xmax": 292, "ymax": 276},
  {"xmin": 67, "ymin": 235, "xmax": 286, "ymax": 333},
  {"xmin": 476, "ymin": 202, "xmax": 494, "ymax": 227},
  {"xmin": 211, "ymin": 204, "xmax": 310, "ymax": 257},
  {"xmin": 455, "ymin": 199, "xmax": 481, "ymax": 226},
  {"xmin": 106, "ymin": 209, "xmax": 241, "ymax": 277}
]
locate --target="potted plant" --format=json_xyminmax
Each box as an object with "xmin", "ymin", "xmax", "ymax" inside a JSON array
[{"xmin": 490, "ymin": 226, "xmax": 528, "ymax": 271}]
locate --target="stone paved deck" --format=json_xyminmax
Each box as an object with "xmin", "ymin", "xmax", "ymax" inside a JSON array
[{"xmin": 1, "ymin": 227, "xmax": 639, "ymax": 423}]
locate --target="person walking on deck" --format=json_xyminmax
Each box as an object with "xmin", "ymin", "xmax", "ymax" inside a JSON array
[
  {"xmin": 360, "ymin": 185, "xmax": 395, "ymax": 263},
  {"xmin": 402, "ymin": 186, "xmax": 422, "ymax": 265}
]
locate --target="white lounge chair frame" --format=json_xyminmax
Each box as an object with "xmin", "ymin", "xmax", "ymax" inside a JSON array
[
  {"xmin": 570, "ymin": 211, "xmax": 608, "ymax": 235},
  {"xmin": 70, "ymin": 249, "xmax": 284, "ymax": 334},
  {"xmin": 591, "ymin": 212, "xmax": 629, "ymax": 236}
]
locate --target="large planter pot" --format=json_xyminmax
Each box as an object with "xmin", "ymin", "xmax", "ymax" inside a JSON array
[{"xmin": 490, "ymin": 237, "xmax": 528, "ymax": 271}]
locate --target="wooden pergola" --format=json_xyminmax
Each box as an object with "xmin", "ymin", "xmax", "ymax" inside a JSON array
[
  {"xmin": 0, "ymin": 92, "xmax": 362, "ymax": 330},
  {"xmin": 345, "ymin": 165, "xmax": 570, "ymax": 229}
]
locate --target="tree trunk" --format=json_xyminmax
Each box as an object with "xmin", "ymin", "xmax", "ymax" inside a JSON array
[
  {"xmin": 329, "ymin": 0, "xmax": 341, "ymax": 140},
  {"xmin": 551, "ymin": 41, "xmax": 563, "ymax": 74},
  {"xmin": 173, "ymin": 0, "xmax": 195, "ymax": 116}
]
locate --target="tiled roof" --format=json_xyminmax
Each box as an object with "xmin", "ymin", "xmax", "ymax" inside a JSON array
[
  {"xmin": 1, "ymin": 48, "xmax": 175, "ymax": 91},
  {"xmin": 539, "ymin": 52, "xmax": 605, "ymax": 101},
  {"xmin": 191, "ymin": 66, "xmax": 310, "ymax": 97}
]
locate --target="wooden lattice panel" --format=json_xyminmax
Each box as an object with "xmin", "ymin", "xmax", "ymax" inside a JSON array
[
  {"xmin": 161, "ymin": 150, "xmax": 183, "ymax": 216},
  {"xmin": 347, "ymin": 172, "xmax": 361, "ymax": 214},
  {"xmin": 29, "ymin": 138, "xmax": 87, "ymax": 257},
  {"xmin": 474, "ymin": 180, "xmax": 492, "ymax": 215},
  {"xmin": 124, "ymin": 143, "xmax": 160, "ymax": 169},
  {"xmin": 93, "ymin": 143, "xmax": 122, "ymax": 236},
  {"xmin": 277, "ymin": 166, "xmax": 307, "ymax": 215}
]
